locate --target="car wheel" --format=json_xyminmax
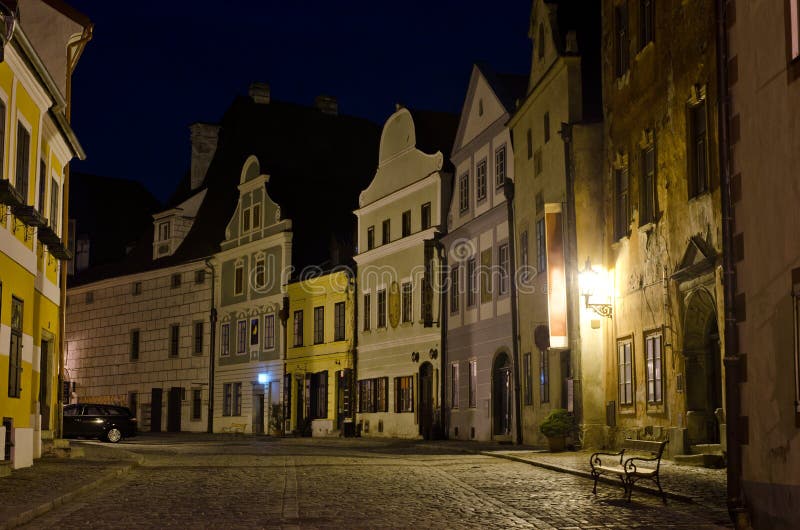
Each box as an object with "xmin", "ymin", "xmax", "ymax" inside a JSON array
[{"xmin": 106, "ymin": 427, "xmax": 122, "ymax": 443}]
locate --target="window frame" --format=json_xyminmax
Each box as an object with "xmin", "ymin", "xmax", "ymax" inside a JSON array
[
  {"xmin": 645, "ymin": 331, "xmax": 663, "ymax": 404},
  {"xmin": 614, "ymin": 165, "xmax": 630, "ymax": 240},
  {"xmin": 449, "ymin": 265, "xmax": 460, "ymax": 313},
  {"xmin": 237, "ymin": 319, "xmax": 247, "ymax": 354},
  {"xmin": 169, "ymin": 323, "xmax": 180, "ymax": 358},
  {"xmin": 688, "ymin": 99, "xmax": 709, "ymax": 198},
  {"xmin": 263, "ymin": 313, "xmax": 275, "ymax": 350},
  {"xmin": 367, "ymin": 226, "xmax": 375, "ymax": 250},
  {"xmin": 50, "ymin": 178, "xmax": 60, "ymax": 235},
  {"xmin": 220, "ymin": 323, "xmax": 231, "ymax": 356},
  {"xmin": 536, "ymin": 218, "xmax": 547, "ymax": 273},
  {"xmin": 193, "ymin": 321, "xmax": 204, "ymax": 355},
  {"xmin": 450, "ymin": 362, "xmax": 460, "ymax": 409},
  {"xmin": 234, "ymin": 263, "xmax": 244, "ymax": 295},
  {"xmin": 15, "ymin": 120, "xmax": 31, "ymax": 203},
  {"xmin": 313, "ymin": 306, "xmax": 325, "ymax": 344},
  {"xmin": 293, "ymin": 310, "xmax": 304, "ymax": 347},
  {"xmin": 615, "ymin": 1, "xmax": 630, "ymax": 78},
  {"xmin": 401, "ymin": 282, "xmax": 412, "ymax": 323},
  {"xmin": 421, "ymin": 202, "xmax": 431, "ymax": 230},
  {"xmin": 382, "ymin": 219, "xmax": 391, "ymax": 245},
  {"xmin": 7, "ymin": 296, "xmax": 22, "ymax": 398},
  {"xmin": 618, "ymin": 337, "xmax": 634, "ymax": 407},
  {"xmin": 526, "ymin": 128, "xmax": 533, "ymax": 160},
  {"xmin": 255, "ymin": 257, "xmax": 265, "ymax": 289},
  {"xmin": 395, "ymin": 375, "xmax": 414, "ymax": 413},
  {"xmin": 222, "ymin": 383, "xmax": 232, "ymax": 416},
  {"xmin": 333, "ymin": 302, "xmax": 346, "ymax": 341},
  {"xmin": 524, "ymin": 352, "xmax": 533, "ymax": 405},
  {"xmin": 130, "ymin": 329, "xmax": 140, "ymax": 361},
  {"xmin": 459, "ymin": 172, "xmax": 469, "ymax": 213},
  {"xmin": 468, "ymin": 359, "xmax": 477, "ymax": 408},
  {"xmin": 191, "ymin": 389, "xmax": 202, "ymax": 420},
  {"xmin": 476, "ymin": 158, "xmax": 487, "ymax": 202},
  {"xmin": 467, "ymin": 258, "xmax": 477, "ymax": 307},
  {"xmin": 540, "ymin": 349, "xmax": 550, "ymax": 404},
  {"xmin": 377, "ymin": 289, "xmax": 387, "ymax": 328},
  {"xmin": 495, "ymin": 144, "xmax": 506, "ymax": 189},
  {"xmin": 498, "ymin": 243, "xmax": 510, "ymax": 295},
  {"xmin": 639, "ymin": 0, "xmax": 655, "ymax": 50},
  {"xmin": 401, "ymin": 210, "xmax": 411, "ymax": 237},
  {"xmin": 363, "ymin": 293, "xmax": 371, "ymax": 331},
  {"xmin": 158, "ymin": 221, "xmax": 170, "ymax": 242},
  {"xmin": 640, "ymin": 142, "xmax": 658, "ymax": 225}
]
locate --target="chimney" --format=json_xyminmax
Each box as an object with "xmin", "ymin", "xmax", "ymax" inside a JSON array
[
  {"xmin": 314, "ymin": 95, "xmax": 338, "ymax": 116},
  {"xmin": 249, "ymin": 82, "xmax": 271, "ymax": 104},
  {"xmin": 189, "ymin": 123, "xmax": 220, "ymax": 191}
]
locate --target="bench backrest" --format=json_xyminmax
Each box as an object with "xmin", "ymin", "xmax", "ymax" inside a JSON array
[{"xmin": 621, "ymin": 439, "xmax": 668, "ymax": 457}]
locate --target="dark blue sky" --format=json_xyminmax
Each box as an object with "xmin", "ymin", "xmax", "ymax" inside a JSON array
[{"xmin": 67, "ymin": 1, "xmax": 532, "ymax": 202}]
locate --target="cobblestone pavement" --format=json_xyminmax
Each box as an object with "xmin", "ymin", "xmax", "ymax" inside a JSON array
[{"xmin": 14, "ymin": 435, "xmax": 733, "ymax": 529}]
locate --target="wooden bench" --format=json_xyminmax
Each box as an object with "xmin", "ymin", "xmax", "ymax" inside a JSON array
[
  {"xmin": 590, "ymin": 439, "xmax": 668, "ymax": 503},
  {"xmin": 221, "ymin": 423, "xmax": 247, "ymax": 435}
]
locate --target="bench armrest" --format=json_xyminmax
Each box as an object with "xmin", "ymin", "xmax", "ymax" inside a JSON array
[
  {"xmin": 623, "ymin": 455, "xmax": 661, "ymax": 473},
  {"xmin": 590, "ymin": 450, "xmax": 624, "ymax": 469}
]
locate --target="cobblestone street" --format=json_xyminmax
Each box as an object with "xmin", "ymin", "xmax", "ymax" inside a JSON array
[{"xmin": 16, "ymin": 436, "xmax": 733, "ymax": 529}]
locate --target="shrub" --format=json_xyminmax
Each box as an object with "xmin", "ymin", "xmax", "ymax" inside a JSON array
[{"xmin": 539, "ymin": 409, "xmax": 576, "ymax": 438}]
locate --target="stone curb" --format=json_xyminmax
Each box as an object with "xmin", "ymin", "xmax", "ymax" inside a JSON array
[
  {"xmin": 478, "ymin": 451, "xmax": 694, "ymax": 504},
  {"xmin": 0, "ymin": 448, "xmax": 144, "ymax": 530}
]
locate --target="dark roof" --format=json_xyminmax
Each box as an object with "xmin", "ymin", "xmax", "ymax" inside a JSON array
[
  {"xmin": 68, "ymin": 172, "xmax": 161, "ymax": 271},
  {"xmin": 476, "ymin": 63, "xmax": 529, "ymax": 113},
  {"xmin": 71, "ymin": 95, "xmax": 382, "ymax": 285}
]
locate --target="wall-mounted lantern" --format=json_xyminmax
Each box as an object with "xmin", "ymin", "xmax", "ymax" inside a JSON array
[
  {"xmin": 579, "ymin": 257, "xmax": 613, "ymax": 318},
  {"xmin": 411, "ymin": 351, "xmax": 419, "ymax": 363},
  {"xmin": 429, "ymin": 348, "xmax": 438, "ymax": 360}
]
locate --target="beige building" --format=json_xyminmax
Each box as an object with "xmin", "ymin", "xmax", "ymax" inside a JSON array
[
  {"xmin": 509, "ymin": 0, "xmax": 604, "ymax": 447},
  {"xmin": 354, "ymin": 106, "xmax": 456, "ymax": 439},
  {"xmin": 722, "ymin": 1, "xmax": 800, "ymax": 527}
]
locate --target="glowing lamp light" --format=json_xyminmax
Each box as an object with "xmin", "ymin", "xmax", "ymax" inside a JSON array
[
  {"xmin": 579, "ymin": 257, "xmax": 613, "ymax": 318},
  {"xmin": 257, "ymin": 373, "xmax": 269, "ymax": 385}
]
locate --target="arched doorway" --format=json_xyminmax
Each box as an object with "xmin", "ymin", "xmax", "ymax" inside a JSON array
[
  {"xmin": 493, "ymin": 353, "xmax": 512, "ymax": 437},
  {"xmin": 682, "ymin": 288, "xmax": 722, "ymax": 444},
  {"xmin": 419, "ymin": 362, "xmax": 434, "ymax": 440}
]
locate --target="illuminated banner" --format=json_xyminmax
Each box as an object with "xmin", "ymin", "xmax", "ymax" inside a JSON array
[{"xmin": 545, "ymin": 205, "xmax": 568, "ymax": 348}]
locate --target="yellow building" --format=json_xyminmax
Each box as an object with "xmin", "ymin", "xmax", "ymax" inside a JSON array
[
  {"xmin": 0, "ymin": 1, "xmax": 91, "ymax": 469},
  {"xmin": 284, "ymin": 270, "xmax": 355, "ymax": 436}
]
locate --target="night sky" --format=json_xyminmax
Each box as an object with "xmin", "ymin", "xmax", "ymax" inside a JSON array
[{"xmin": 66, "ymin": 1, "xmax": 532, "ymax": 202}]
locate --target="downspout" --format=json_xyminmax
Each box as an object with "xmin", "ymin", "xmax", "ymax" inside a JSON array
[
  {"xmin": 560, "ymin": 123, "xmax": 583, "ymax": 429},
  {"xmin": 715, "ymin": 0, "xmax": 748, "ymax": 526},
  {"xmin": 58, "ymin": 23, "xmax": 93, "ymax": 439},
  {"xmin": 436, "ymin": 235, "xmax": 448, "ymax": 439},
  {"xmin": 504, "ymin": 178, "xmax": 523, "ymax": 444},
  {"xmin": 205, "ymin": 259, "xmax": 217, "ymax": 433}
]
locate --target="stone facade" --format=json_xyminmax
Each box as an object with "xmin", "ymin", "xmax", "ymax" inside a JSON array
[{"xmin": 443, "ymin": 64, "xmax": 524, "ymax": 442}]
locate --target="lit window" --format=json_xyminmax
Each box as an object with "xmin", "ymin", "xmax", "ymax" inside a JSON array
[
  {"xmin": 645, "ymin": 332, "xmax": 662, "ymax": 403},
  {"xmin": 395, "ymin": 376, "xmax": 414, "ymax": 413},
  {"xmin": 618, "ymin": 339, "xmax": 633, "ymax": 406},
  {"xmin": 250, "ymin": 317, "xmax": 259, "ymax": 347}
]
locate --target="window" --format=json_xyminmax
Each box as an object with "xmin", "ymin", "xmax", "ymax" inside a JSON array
[
  {"xmin": 192, "ymin": 389, "xmax": 202, "ymax": 420},
  {"xmin": 358, "ymin": 377, "xmax": 388, "ymax": 413},
  {"xmin": 221, "ymin": 323, "xmax": 230, "ymax": 356},
  {"xmin": 263, "ymin": 314, "xmax": 275, "ymax": 350},
  {"xmin": 534, "ymin": 148, "xmax": 543, "ymax": 176},
  {"xmin": 293, "ymin": 310, "xmax": 304, "ymax": 347},
  {"xmin": 791, "ymin": 0, "xmax": 800, "ymax": 60},
  {"xmin": 639, "ymin": 0, "xmax": 654, "ymax": 49},
  {"xmin": 169, "ymin": 324, "xmax": 179, "ymax": 358},
  {"xmin": 640, "ymin": 143, "xmax": 657, "ymax": 225},
  {"xmin": 15, "ymin": 122, "xmax": 30, "ymax": 202},
  {"xmin": 0, "ymin": 101, "xmax": 5, "ymax": 174},
  {"xmin": 130, "ymin": 329, "xmax": 140, "ymax": 361},
  {"xmin": 50, "ymin": 179, "xmax": 60, "ymax": 234},
  {"xmin": 688, "ymin": 100, "xmax": 708, "ymax": 198},
  {"xmin": 793, "ymin": 277, "xmax": 800, "ymax": 422},
  {"xmin": 255, "ymin": 258, "xmax": 265, "ymax": 289},
  {"xmin": 132, "ymin": 282, "xmax": 142, "ymax": 296},
  {"xmin": 37, "ymin": 160, "xmax": 46, "ymax": 214},
  {"xmin": 478, "ymin": 98, "xmax": 484, "ymax": 116},
  {"xmin": 237, "ymin": 320, "xmax": 247, "ymax": 354},
  {"xmin": 450, "ymin": 363, "xmax": 460, "ymax": 408},
  {"xmin": 250, "ymin": 318, "xmax": 259, "ymax": 346},
  {"xmin": 195, "ymin": 270, "xmax": 205, "ymax": 284},
  {"xmin": 314, "ymin": 306, "xmax": 324, "ymax": 344},
  {"xmin": 158, "ymin": 221, "xmax": 170, "ymax": 241},
  {"xmin": 334, "ymin": 302, "xmax": 346, "ymax": 341},
  {"xmin": 498, "ymin": 243, "xmax": 510, "ymax": 295},
  {"xmin": 481, "ymin": 248, "xmax": 492, "ymax": 304},
  {"xmin": 233, "ymin": 382, "xmax": 242, "ymax": 415},
  {"xmin": 614, "ymin": 166, "xmax": 630, "ymax": 240},
  {"xmin": 476, "ymin": 159, "xmax": 487, "ymax": 201},
  {"xmin": 520, "ymin": 230, "xmax": 529, "ymax": 280},
  {"xmin": 618, "ymin": 339, "xmax": 633, "ymax": 406},
  {"xmin": 540, "ymin": 349, "xmax": 550, "ymax": 403},
  {"xmin": 401, "ymin": 282, "xmax": 412, "ymax": 323},
  {"xmin": 536, "ymin": 218, "xmax": 546, "ymax": 273},
  {"xmin": 402, "ymin": 210, "xmax": 411, "ymax": 237},
  {"xmin": 241, "ymin": 206, "xmax": 251, "ymax": 233},
  {"xmin": 234, "ymin": 264, "xmax": 244, "ymax": 295},
  {"xmin": 615, "ymin": 1, "xmax": 630, "ymax": 77},
  {"xmin": 467, "ymin": 258, "xmax": 477, "ymax": 307},
  {"xmin": 85, "ymin": 291, "xmax": 94, "ymax": 304},
  {"xmin": 395, "ymin": 376, "xmax": 414, "ymax": 413},
  {"xmin": 526, "ymin": 128, "xmax": 533, "ymax": 159},
  {"xmin": 171, "ymin": 273, "xmax": 181, "ymax": 289},
  {"xmin": 367, "ymin": 226, "xmax": 375, "ymax": 250},
  {"xmin": 459, "ymin": 173, "xmax": 469, "ymax": 212},
  {"xmin": 468, "ymin": 360, "xmax": 477, "ymax": 408},
  {"xmin": 363, "ymin": 293, "xmax": 371, "ymax": 331},
  {"xmin": 450, "ymin": 266, "xmax": 459, "ymax": 313},
  {"xmin": 544, "ymin": 112, "xmax": 550, "ymax": 144},
  {"xmin": 223, "ymin": 383, "xmax": 232, "ymax": 416},
  {"xmin": 8, "ymin": 297, "xmax": 22, "ymax": 397},
  {"xmin": 645, "ymin": 333, "xmax": 663, "ymax": 404},
  {"xmin": 252, "ymin": 203, "xmax": 261, "ymax": 229},
  {"xmin": 377, "ymin": 289, "xmax": 386, "ymax": 328},
  {"xmin": 495, "ymin": 145, "xmax": 506, "ymax": 189},
  {"xmin": 538, "ymin": 23, "xmax": 545, "ymax": 59},
  {"xmin": 382, "ymin": 219, "xmax": 391, "ymax": 244},
  {"xmin": 524, "ymin": 353, "xmax": 533, "ymax": 405},
  {"xmin": 421, "ymin": 202, "xmax": 431, "ymax": 230}
]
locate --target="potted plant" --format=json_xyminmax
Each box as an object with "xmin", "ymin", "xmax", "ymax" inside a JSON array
[{"xmin": 539, "ymin": 409, "xmax": 576, "ymax": 452}]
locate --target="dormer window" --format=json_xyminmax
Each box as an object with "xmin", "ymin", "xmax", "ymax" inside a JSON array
[
  {"xmin": 242, "ymin": 207, "xmax": 251, "ymax": 233},
  {"xmin": 158, "ymin": 221, "xmax": 170, "ymax": 241}
]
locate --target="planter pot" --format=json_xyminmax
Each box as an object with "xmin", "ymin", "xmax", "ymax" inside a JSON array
[{"xmin": 546, "ymin": 435, "xmax": 566, "ymax": 452}]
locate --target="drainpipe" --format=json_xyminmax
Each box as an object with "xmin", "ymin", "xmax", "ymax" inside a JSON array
[
  {"xmin": 715, "ymin": 1, "xmax": 748, "ymax": 526},
  {"xmin": 504, "ymin": 178, "xmax": 523, "ymax": 445},
  {"xmin": 205, "ymin": 259, "xmax": 217, "ymax": 433},
  {"xmin": 436, "ymin": 235, "xmax": 448, "ymax": 440}
]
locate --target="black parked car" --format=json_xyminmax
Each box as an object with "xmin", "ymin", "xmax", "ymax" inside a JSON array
[{"xmin": 63, "ymin": 404, "xmax": 137, "ymax": 443}]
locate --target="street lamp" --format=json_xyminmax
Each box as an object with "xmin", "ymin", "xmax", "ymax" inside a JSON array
[{"xmin": 579, "ymin": 257, "xmax": 613, "ymax": 318}]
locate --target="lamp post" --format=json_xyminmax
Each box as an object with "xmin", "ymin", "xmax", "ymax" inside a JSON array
[{"xmin": 579, "ymin": 257, "xmax": 613, "ymax": 318}]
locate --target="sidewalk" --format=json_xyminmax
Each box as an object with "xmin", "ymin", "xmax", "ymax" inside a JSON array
[{"xmin": 0, "ymin": 443, "xmax": 142, "ymax": 530}]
